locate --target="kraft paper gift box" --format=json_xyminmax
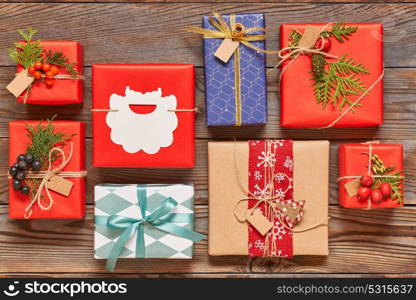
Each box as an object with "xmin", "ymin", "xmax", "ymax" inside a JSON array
[
  {"xmin": 201, "ymin": 13, "xmax": 267, "ymax": 126},
  {"xmin": 280, "ymin": 23, "xmax": 383, "ymax": 128},
  {"xmin": 9, "ymin": 120, "xmax": 86, "ymax": 219},
  {"xmin": 94, "ymin": 184, "xmax": 205, "ymax": 271},
  {"xmin": 338, "ymin": 143, "xmax": 404, "ymax": 208},
  {"xmin": 92, "ymin": 64, "xmax": 196, "ymax": 168},
  {"xmin": 12, "ymin": 41, "xmax": 84, "ymax": 105},
  {"xmin": 208, "ymin": 140, "xmax": 329, "ymax": 256}
]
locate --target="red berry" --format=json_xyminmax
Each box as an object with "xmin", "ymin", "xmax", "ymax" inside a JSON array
[
  {"xmin": 380, "ymin": 182, "xmax": 392, "ymax": 200},
  {"xmin": 360, "ymin": 175, "xmax": 373, "ymax": 188},
  {"xmin": 45, "ymin": 71, "xmax": 54, "ymax": 79},
  {"xmin": 34, "ymin": 61, "xmax": 43, "ymax": 70},
  {"xmin": 42, "ymin": 63, "xmax": 51, "ymax": 72},
  {"xmin": 28, "ymin": 66, "xmax": 36, "ymax": 74},
  {"xmin": 370, "ymin": 189, "xmax": 383, "ymax": 204},
  {"xmin": 357, "ymin": 186, "xmax": 371, "ymax": 201},
  {"xmin": 45, "ymin": 78, "xmax": 55, "ymax": 88},
  {"xmin": 314, "ymin": 37, "xmax": 331, "ymax": 52},
  {"xmin": 33, "ymin": 71, "xmax": 42, "ymax": 80},
  {"xmin": 50, "ymin": 65, "xmax": 59, "ymax": 75}
]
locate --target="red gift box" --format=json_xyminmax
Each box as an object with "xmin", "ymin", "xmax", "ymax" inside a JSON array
[
  {"xmin": 9, "ymin": 121, "xmax": 86, "ymax": 219},
  {"xmin": 92, "ymin": 64, "xmax": 195, "ymax": 168},
  {"xmin": 280, "ymin": 23, "xmax": 383, "ymax": 128},
  {"xmin": 338, "ymin": 143, "xmax": 403, "ymax": 208},
  {"xmin": 16, "ymin": 41, "xmax": 84, "ymax": 105}
]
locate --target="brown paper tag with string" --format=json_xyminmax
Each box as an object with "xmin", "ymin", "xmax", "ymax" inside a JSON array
[
  {"xmin": 6, "ymin": 69, "xmax": 34, "ymax": 97},
  {"xmin": 215, "ymin": 39, "xmax": 239, "ymax": 63},
  {"xmin": 47, "ymin": 175, "xmax": 74, "ymax": 197},
  {"xmin": 246, "ymin": 208, "xmax": 274, "ymax": 236},
  {"xmin": 344, "ymin": 178, "xmax": 360, "ymax": 197},
  {"xmin": 298, "ymin": 26, "xmax": 322, "ymax": 48}
]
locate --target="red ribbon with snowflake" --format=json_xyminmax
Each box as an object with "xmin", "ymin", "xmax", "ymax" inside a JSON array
[{"xmin": 247, "ymin": 140, "xmax": 304, "ymax": 257}]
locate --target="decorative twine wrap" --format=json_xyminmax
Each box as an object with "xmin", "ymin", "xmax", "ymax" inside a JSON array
[
  {"xmin": 23, "ymin": 142, "xmax": 87, "ymax": 219},
  {"xmin": 95, "ymin": 185, "xmax": 206, "ymax": 272},
  {"xmin": 20, "ymin": 72, "xmax": 85, "ymax": 104},
  {"xmin": 232, "ymin": 139, "xmax": 328, "ymax": 257},
  {"xmin": 187, "ymin": 13, "xmax": 276, "ymax": 126},
  {"xmin": 278, "ymin": 24, "xmax": 385, "ymax": 129},
  {"xmin": 337, "ymin": 143, "xmax": 404, "ymax": 209},
  {"xmin": 91, "ymin": 108, "xmax": 199, "ymax": 113}
]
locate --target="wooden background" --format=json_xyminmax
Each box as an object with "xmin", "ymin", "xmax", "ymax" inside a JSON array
[{"xmin": 0, "ymin": 0, "xmax": 416, "ymax": 278}]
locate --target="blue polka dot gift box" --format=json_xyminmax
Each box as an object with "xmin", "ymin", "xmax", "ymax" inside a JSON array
[{"xmin": 199, "ymin": 13, "xmax": 267, "ymax": 126}]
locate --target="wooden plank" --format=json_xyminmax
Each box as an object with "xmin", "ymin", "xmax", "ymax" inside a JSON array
[
  {"xmin": 0, "ymin": 3, "xmax": 415, "ymax": 67},
  {"xmin": 2, "ymin": 1, "xmax": 416, "ymax": 4},
  {"xmin": 1, "ymin": 67, "xmax": 416, "ymax": 140},
  {"xmin": 0, "ymin": 206, "xmax": 415, "ymax": 273},
  {"xmin": 0, "ymin": 139, "xmax": 414, "ymax": 205}
]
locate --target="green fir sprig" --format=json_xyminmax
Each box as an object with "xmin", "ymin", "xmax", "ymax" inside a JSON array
[
  {"xmin": 287, "ymin": 23, "xmax": 369, "ymax": 110},
  {"xmin": 45, "ymin": 50, "xmax": 78, "ymax": 77},
  {"xmin": 370, "ymin": 153, "xmax": 403, "ymax": 204},
  {"xmin": 8, "ymin": 27, "xmax": 43, "ymax": 69}
]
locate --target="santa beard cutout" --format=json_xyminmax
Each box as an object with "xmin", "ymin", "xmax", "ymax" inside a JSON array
[{"xmin": 106, "ymin": 87, "xmax": 178, "ymax": 154}]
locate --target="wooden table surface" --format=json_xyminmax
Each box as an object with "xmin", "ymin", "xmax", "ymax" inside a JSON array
[{"xmin": 0, "ymin": 0, "xmax": 416, "ymax": 278}]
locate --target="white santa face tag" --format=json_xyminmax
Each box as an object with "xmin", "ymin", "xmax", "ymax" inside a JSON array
[{"xmin": 106, "ymin": 87, "xmax": 179, "ymax": 154}]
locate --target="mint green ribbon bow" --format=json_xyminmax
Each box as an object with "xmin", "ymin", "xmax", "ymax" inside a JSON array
[{"xmin": 95, "ymin": 185, "xmax": 206, "ymax": 272}]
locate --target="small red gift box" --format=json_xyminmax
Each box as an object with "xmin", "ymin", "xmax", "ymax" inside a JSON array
[
  {"xmin": 280, "ymin": 23, "xmax": 383, "ymax": 128},
  {"xmin": 9, "ymin": 121, "xmax": 86, "ymax": 219},
  {"xmin": 16, "ymin": 41, "xmax": 84, "ymax": 105},
  {"xmin": 92, "ymin": 64, "xmax": 195, "ymax": 168},
  {"xmin": 338, "ymin": 143, "xmax": 404, "ymax": 209}
]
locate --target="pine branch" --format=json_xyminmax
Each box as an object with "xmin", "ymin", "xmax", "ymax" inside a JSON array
[
  {"xmin": 45, "ymin": 50, "xmax": 79, "ymax": 77},
  {"xmin": 8, "ymin": 27, "xmax": 43, "ymax": 69},
  {"xmin": 321, "ymin": 23, "xmax": 358, "ymax": 43},
  {"xmin": 288, "ymin": 29, "xmax": 302, "ymax": 47}
]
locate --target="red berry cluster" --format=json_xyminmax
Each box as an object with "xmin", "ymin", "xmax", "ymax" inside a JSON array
[
  {"xmin": 357, "ymin": 175, "xmax": 392, "ymax": 204},
  {"xmin": 27, "ymin": 62, "xmax": 59, "ymax": 88}
]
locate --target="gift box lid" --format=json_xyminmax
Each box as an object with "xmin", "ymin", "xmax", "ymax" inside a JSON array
[
  {"xmin": 92, "ymin": 64, "xmax": 195, "ymax": 168},
  {"xmin": 280, "ymin": 23, "xmax": 383, "ymax": 128},
  {"xmin": 16, "ymin": 41, "xmax": 84, "ymax": 105}
]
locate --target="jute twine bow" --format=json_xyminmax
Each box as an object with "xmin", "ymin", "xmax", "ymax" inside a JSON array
[
  {"xmin": 232, "ymin": 140, "xmax": 328, "ymax": 257},
  {"xmin": 20, "ymin": 72, "xmax": 85, "ymax": 104},
  {"xmin": 277, "ymin": 24, "xmax": 385, "ymax": 129},
  {"xmin": 23, "ymin": 142, "xmax": 87, "ymax": 219},
  {"xmin": 337, "ymin": 143, "xmax": 404, "ymax": 210}
]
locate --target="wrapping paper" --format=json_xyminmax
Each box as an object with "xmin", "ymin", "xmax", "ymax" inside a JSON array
[
  {"xmin": 92, "ymin": 64, "xmax": 195, "ymax": 168},
  {"xmin": 280, "ymin": 23, "xmax": 383, "ymax": 128},
  {"xmin": 208, "ymin": 140, "xmax": 329, "ymax": 256},
  {"xmin": 16, "ymin": 41, "xmax": 84, "ymax": 105},
  {"xmin": 9, "ymin": 121, "xmax": 86, "ymax": 219},
  {"xmin": 338, "ymin": 143, "xmax": 404, "ymax": 208},
  {"xmin": 94, "ymin": 184, "xmax": 196, "ymax": 259},
  {"xmin": 203, "ymin": 13, "xmax": 267, "ymax": 126}
]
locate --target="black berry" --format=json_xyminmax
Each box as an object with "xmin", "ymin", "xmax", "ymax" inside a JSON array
[
  {"xmin": 15, "ymin": 171, "xmax": 26, "ymax": 181},
  {"xmin": 17, "ymin": 154, "xmax": 26, "ymax": 162},
  {"xmin": 12, "ymin": 163, "xmax": 19, "ymax": 169},
  {"xmin": 9, "ymin": 166, "xmax": 19, "ymax": 176},
  {"xmin": 32, "ymin": 160, "xmax": 42, "ymax": 171},
  {"xmin": 25, "ymin": 154, "xmax": 34, "ymax": 165},
  {"xmin": 18, "ymin": 160, "xmax": 29, "ymax": 170},
  {"xmin": 21, "ymin": 186, "xmax": 30, "ymax": 195},
  {"xmin": 12, "ymin": 179, "xmax": 22, "ymax": 190}
]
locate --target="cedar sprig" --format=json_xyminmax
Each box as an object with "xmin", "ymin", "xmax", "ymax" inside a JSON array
[
  {"xmin": 370, "ymin": 154, "xmax": 403, "ymax": 204},
  {"xmin": 288, "ymin": 29, "xmax": 302, "ymax": 47},
  {"xmin": 321, "ymin": 23, "xmax": 358, "ymax": 43},
  {"xmin": 45, "ymin": 50, "xmax": 79, "ymax": 78},
  {"xmin": 25, "ymin": 116, "xmax": 72, "ymax": 166},
  {"xmin": 8, "ymin": 27, "xmax": 43, "ymax": 69},
  {"xmin": 312, "ymin": 55, "xmax": 369, "ymax": 109}
]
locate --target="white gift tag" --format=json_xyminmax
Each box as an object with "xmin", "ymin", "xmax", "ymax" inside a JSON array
[{"xmin": 6, "ymin": 69, "xmax": 34, "ymax": 97}]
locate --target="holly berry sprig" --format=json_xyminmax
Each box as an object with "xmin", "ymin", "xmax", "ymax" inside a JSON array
[
  {"xmin": 8, "ymin": 27, "xmax": 80, "ymax": 89},
  {"xmin": 288, "ymin": 23, "xmax": 370, "ymax": 110},
  {"xmin": 357, "ymin": 154, "xmax": 403, "ymax": 204}
]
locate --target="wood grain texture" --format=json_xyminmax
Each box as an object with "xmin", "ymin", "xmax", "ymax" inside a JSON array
[
  {"xmin": 0, "ymin": 206, "xmax": 415, "ymax": 273},
  {"xmin": 0, "ymin": 1, "xmax": 415, "ymax": 277},
  {"xmin": 0, "ymin": 3, "xmax": 416, "ymax": 67}
]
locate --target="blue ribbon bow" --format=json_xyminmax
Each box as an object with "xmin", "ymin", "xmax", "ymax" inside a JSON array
[{"xmin": 95, "ymin": 185, "xmax": 206, "ymax": 272}]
